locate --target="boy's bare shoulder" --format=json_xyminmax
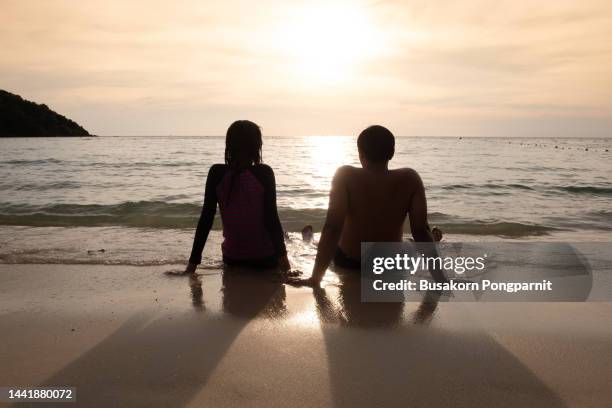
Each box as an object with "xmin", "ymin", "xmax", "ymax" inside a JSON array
[
  {"xmin": 334, "ymin": 165, "xmax": 359, "ymax": 179},
  {"xmin": 392, "ymin": 167, "xmax": 421, "ymax": 181},
  {"xmin": 335, "ymin": 166, "xmax": 421, "ymax": 181}
]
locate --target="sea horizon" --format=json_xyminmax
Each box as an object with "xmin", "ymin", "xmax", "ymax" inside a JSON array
[{"xmin": 4, "ymin": 134, "xmax": 611, "ymax": 139}]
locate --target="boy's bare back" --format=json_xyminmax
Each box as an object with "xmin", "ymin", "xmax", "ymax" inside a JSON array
[{"xmin": 330, "ymin": 165, "xmax": 429, "ymax": 259}]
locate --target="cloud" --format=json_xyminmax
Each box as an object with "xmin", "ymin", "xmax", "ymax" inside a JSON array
[{"xmin": 0, "ymin": 0, "xmax": 611, "ymax": 136}]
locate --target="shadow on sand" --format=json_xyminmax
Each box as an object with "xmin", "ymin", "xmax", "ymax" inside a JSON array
[
  {"xmin": 313, "ymin": 269, "xmax": 567, "ymax": 408},
  {"xmin": 34, "ymin": 267, "xmax": 566, "ymax": 407},
  {"xmin": 34, "ymin": 267, "xmax": 286, "ymax": 408}
]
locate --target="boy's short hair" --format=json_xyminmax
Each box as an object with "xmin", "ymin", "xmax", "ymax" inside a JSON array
[{"xmin": 357, "ymin": 125, "xmax": 395, "ymax": 162}]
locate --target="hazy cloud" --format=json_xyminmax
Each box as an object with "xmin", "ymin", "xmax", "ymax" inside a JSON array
[{"xmin": 1, "ymin": 0, "xmax": 611, "ymax": 136}]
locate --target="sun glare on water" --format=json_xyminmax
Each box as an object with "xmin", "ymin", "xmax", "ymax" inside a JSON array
[
  {"xmin": 277, "ymin": 1, "xmax": 387, "ymax": 85},
  {"xmin": 307, "ymin": 135, "xmax": 354, "ymax": 181}
]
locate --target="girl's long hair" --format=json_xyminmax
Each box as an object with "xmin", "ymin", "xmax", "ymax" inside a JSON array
[
  {"xmin": 223, "ymin": 120, "xmax": 263, "ymax": 205},
  {"xmin": 224, "ymin": 120, "xmax": 262, "ymax": 168}
]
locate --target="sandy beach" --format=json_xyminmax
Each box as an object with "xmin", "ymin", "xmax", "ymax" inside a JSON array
[{"xmin": 1, "ymin": 264, "xmax": 610, "ymax": 407}]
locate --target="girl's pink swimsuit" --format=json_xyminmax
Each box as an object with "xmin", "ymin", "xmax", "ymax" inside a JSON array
[{"xmin": 189, "ymin": 164, "xmax": 287, "ymax": 265}]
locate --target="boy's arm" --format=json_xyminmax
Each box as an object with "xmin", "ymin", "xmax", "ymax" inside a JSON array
[
  {"xmin": 290, "ymin": 166, "xmax": 349, "ymax": 286},
  {"xmin": 407, "ymin": 170, "xmax": 448, "ymax": 283},
  {"xmin": 407, "ymin": 169, "xmax": 432, "ymax": 242}
]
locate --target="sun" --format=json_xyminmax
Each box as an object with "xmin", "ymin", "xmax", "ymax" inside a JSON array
[{"xmin": 277, "ymin": 1, "xmax": 385, "ymax": 85}]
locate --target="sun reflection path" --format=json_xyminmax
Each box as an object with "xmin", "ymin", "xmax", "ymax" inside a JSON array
[{"xmin": 307, "ymin": 135, "xmax": 356, "ymax": 182}]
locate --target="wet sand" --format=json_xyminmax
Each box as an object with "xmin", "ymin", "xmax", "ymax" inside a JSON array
[{"xmin": 0, "ymin": 264, "xmax": 611, "ymax": 407}]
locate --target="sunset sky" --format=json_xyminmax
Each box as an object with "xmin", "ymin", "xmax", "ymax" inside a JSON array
[{"xmin": 1, "ymin": 0, "xmax": 611, "ymax": 137}]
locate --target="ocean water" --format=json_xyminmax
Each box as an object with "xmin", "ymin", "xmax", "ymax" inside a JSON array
[{"xmin": 0, "ymin": 136, "xmax": 610, "ymax": 266}]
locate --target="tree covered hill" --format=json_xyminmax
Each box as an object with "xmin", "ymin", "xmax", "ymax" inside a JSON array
[{"xmin": 0, "ymin": 90, "xmax": 90, "ymax": 137}]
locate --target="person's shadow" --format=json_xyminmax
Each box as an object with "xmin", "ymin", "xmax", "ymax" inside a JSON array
[
  {"xmin": 312, "ymin": 272, "xmax": 441, "ymax": 328},
  {"xmin": 310, "ymin": 270, "xmax": 567, "ymax": 408},
  {"xmin": 34, "ymin": 267, "xmax": 286, "ymax": 408},
  {"xmin": 35, "ymin": 267, "xmax": 567, "ymax": 407}
]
